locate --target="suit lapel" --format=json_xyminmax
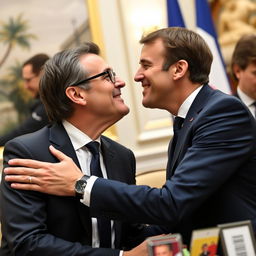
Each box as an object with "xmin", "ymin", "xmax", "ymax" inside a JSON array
[
  {"xmin": 49, "ymin": 123, "xmax": 79, "ymax": 165},
  {"xmin": 100, "ymin": 137, "xmax": 124, "ymax": 247},
  {"xmin": 168, "ymin": 85, "xmax": 214, "ymax": 176},
  {"xmin": 49, "ymin": 123, "xmax": 93, "ymax": 244},
  {"xmin": 101, "ymin": 137, "xmax": 118, "ymax": 180}
]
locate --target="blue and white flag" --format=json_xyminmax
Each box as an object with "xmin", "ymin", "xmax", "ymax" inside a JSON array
[
  {"xmin": 167, "ymin": 0, "xmax": 185, "ymax": 27},
  {"xmin": 167, "ymin": 0, "xmax": 231, "ymax": 94}
]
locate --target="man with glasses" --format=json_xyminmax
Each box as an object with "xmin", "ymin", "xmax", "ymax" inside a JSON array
[
  {"xmin": 0, "ymin": 54, "xmax": 49, "ymax": 146},
  {"xmin": 0, "ymin": 43, "xmax": 148, "ymax": 255}
]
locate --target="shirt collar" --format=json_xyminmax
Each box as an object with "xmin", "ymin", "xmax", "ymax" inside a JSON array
[
  {"xmin": 237, "ymin": 87, "xmax": 255, "ymax": 107},
  {"xmin": 177, "ymin": 85, "xmax": 203, "ymax": 118},
  {"xmin": 62, "ymin": 120, "xmax": 101, "ymax": 151}
]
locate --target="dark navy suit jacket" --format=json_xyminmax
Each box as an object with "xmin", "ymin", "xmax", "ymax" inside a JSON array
[
  {"xmin": 89, "ymin": 85, "xmax": 256, "ymax": 246},
  {"xmin": 0, "ymin": 123, "xmax": 140, "ymax": 255}
]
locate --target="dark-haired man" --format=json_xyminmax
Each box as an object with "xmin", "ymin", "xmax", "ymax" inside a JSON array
[
  {"xmin": 231, "ymin": 34, "xmax": 256, "ymax": 118},
  {"xmin": 0, "ymin": 54, "xmax": 49, "ymax": 146}
]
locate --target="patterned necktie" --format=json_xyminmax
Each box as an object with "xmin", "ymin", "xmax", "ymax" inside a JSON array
[{"xmin": 86, "ymin": 141, "xmax": 112, "ymax": 248}]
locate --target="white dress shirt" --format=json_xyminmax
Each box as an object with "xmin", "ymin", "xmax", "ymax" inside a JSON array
[
  {"xmin": 62, "ymin": 120, "xmax": 116, "ymax": 249},
  {"xmin": 237, "ymin": 87, "xmax": 256, "ymax": 118}
]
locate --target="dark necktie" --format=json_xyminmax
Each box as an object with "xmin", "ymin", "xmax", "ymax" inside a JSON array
[
  {"xmin": 170, "ymin": 116, "xmax": 185, "ymax": 156},
  {"xmin": 86, "ymin": 141, "xmax": 112, "ymax": 248},
  {"xmin": 252, "ymin": 101, "xmax": 256, "ymax": 119}
]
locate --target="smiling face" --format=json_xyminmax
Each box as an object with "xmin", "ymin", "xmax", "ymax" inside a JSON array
[
  {"xmin": 80, "ymin": 53, "xmax": 129, "ymax": 122},
  {"xmin": 134, "ymin": 39, "xmax": 178, "ymax": 111},
  {"xmin": 22, "ymin": 64, "xmax": 41, "ymax": 98}
]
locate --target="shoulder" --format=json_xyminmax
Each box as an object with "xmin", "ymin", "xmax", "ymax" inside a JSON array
[
  {"xmin": 204, "ymin": 89, "xmax": 251, "ymax": 117},
  {"xmin": 194, "ymin": 89, "xmax": 256, "ymax": 142},
  {"xmin": 32, "ymin": 100, "xmax": 48, "ymax": 116},
  {"xmin": 5, "ymin": 125, "xmax": 50, "ymax": 150}
]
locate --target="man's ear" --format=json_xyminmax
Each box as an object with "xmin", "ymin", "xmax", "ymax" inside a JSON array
[
  {"xmin": 232, "ymin": 64, "xmax": 241, "ymax": 80},
  {"xmin": 65, "ymin": 87, "xmax": 87, "ymax": 106},
  {"xmin": 172, "ymin": 60, "xmax": 188, "ymax": 80}
]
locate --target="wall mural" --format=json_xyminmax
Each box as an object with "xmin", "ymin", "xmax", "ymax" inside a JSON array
[{"xmin": 0, "ymin": 0, "xmax": 89, "ymax": 137}]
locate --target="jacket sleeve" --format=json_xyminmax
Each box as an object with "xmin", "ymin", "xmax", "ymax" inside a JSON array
[{"xmin": 0, "ymin": 140, "xmax": 120, "ymax": 256}]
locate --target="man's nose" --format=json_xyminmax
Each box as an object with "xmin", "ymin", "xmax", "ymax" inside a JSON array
[
  {"xmin": 115, "ymin": 76, "xmax": 125, "ymax": 87},
  {"xmin": 134, "ymin": 70, "xmax": 144, "ymax": 82}
]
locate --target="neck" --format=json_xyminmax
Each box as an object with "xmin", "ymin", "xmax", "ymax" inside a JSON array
[
  {"xmin": 167, "ymin": 81, "xmax": 202, "ymax": 115},
  {"xmin": 66, "ymin": 113, "xmax": 120, "ymax": 140}
]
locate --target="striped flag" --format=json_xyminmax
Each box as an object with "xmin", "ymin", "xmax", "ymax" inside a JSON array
[
  {"xmin": 167, "ymin": 0, "xmax": 231, "ymax": 94},
  {"xmin": 167, "ymin": 0, "xmax": 185, "ymax": 27}
]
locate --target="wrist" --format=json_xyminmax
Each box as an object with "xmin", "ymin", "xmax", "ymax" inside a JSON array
[{"xmin": 74, "ymin": 175, "xmax": 90, "ymax": 198}]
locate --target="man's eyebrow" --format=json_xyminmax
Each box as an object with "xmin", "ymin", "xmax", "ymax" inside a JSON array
[{"xmin": 139, "ymin": 59, "xmax": 152, "ymax": 65}]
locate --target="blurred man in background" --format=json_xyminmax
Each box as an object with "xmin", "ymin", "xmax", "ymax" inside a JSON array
[
  {"xmin": 231, "ymin": 34, "xmax": 256, "ymax": 118},
  {"xmin": 0, "ymin": 53, "xmax": 49, "ymax": 146}
]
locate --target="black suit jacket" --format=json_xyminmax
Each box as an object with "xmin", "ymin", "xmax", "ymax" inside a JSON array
[
  {"xmin": 0, "ymin": 123, "xmax": 139, "ymax": 255},
  {"xmin": 0, "ymin": 98, "xmax": 49, "ymax": 146},
  {"xmin": 88, "ymin": 85, "xmax": 256, "ymax": 245}
]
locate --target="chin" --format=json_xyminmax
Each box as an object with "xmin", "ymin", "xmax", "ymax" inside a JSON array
[
  {"xmin": 121, "ymin": 107, "xmax": 130, "ymax": 116},
  {"xmin": 142, "ymin": 99, "xmax": 154, "ymax": 108}
]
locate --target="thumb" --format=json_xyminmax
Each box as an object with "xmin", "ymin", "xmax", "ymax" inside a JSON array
[{"xmin": 49, "ymin": 145, "xmax": 69, "ymax": 161}]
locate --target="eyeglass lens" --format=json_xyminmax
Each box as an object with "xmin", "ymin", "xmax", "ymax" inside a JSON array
[{"xmin": 108, "ymin": 69, "xmax": 116, "ymax": 84}]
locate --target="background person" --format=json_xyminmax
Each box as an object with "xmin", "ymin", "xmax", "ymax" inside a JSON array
[
  {"xmin": 231, "ymin": 34, "xmax": 256, "ymax": 118},
  {"xmin": 0, "ymin": 54, "xmax": 49, "ymax": 146}
]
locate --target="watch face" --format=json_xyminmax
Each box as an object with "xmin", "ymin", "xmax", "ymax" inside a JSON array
[{"xmin": 75, "ymin": 179, "xmax": 87, "ymax": 194}]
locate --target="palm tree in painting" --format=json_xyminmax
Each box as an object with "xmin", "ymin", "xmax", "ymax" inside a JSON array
[{"xmin": 0, "ymin": 14, "xmax": 36, "ymax": 69}]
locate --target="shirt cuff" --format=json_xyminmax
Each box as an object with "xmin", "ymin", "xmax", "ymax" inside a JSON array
[
  {"xmin": 80, "ymin": 175, "xmax": 98, "ymax": 206},
  {"xmin": 119, "ymin": 250, "xmax": 123, "ymax": 256}
]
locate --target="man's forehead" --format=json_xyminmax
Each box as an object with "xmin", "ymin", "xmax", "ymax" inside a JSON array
[
  {"xmin": 22, "ymin": 64, "xmax": 34, "ymax": 75},
  {"xmin": 81, "ymin": 53, "xmax": 109, "ymax": 72}
]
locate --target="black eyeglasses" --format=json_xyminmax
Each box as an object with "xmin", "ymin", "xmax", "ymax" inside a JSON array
[{"xmin": 70, "ymin": 69, "xmax": 116, "ymax": 87}]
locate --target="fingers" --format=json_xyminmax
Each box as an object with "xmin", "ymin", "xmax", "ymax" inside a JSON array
[
  {"xmin": 8, "ymin": 158, "xmax": 48, "ymax": 168},
  {"xmin": 5, "ymin": 174, "xmax": 38, "ymax": 184},
  {"xmin": 10, "ymin": 182, "xmax": 42, "ymax": 192},
  {"xmin": 7, "ymin": 145, "xmax": 69, "ymax": 168},
  {"xmin": 4, "ymin": 167, "xmax": 39, "ymax": 176},
  {"xmin": 49, "ymin": 145, "xmax": 70, "ymax": 161}
]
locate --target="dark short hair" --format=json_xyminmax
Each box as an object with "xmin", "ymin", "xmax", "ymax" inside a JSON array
[
  {"xmin": 39, "ymin": 42, "xmax": 100, "ymax": 122},
  {"xmin": 231, "ymin": 34, "xmax": 256, "ymax": 80},
  {"xmin": 140, "ymin": 27, "xmax": 213, "ymax": 84},
  {"xmin": 23, "ymin": 54, "xmax": 50, "ymax": 75}
]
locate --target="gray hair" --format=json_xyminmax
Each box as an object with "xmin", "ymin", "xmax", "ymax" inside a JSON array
[{"xmin": 39, "ymin": 42, "xmax": 100, "ymax": 122}]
